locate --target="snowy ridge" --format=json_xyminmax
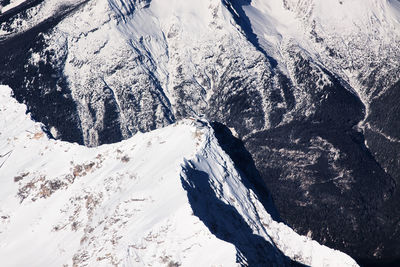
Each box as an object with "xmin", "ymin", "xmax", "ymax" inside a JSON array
[
  {"xmin": 296, "ymin": 0, "xmax": 400, "ymax": 98},
  {"xmin": 181, "ymin": 126, "xmax": 358, "ymax": 267},
  {"xmin": 1, "ymin": 0, "xmax": 275, "ymax": 146},
  {"xmin": 244, "ymin": 0, "xmax": 400, "ymax": 90},
  {"xmin": 1, "ymin": 0, "xmax": 399, "ymax": 263},
  {"xmin": 0, "ymin": 0, "xmax": 26, "ymax": 13},
  {"xmin": 0, "ymin": 85, "xmax": 358, "ymax": 266},
  {"xmin": 4, "ymin": 0, "xmax": 398, "ymax": 144}
]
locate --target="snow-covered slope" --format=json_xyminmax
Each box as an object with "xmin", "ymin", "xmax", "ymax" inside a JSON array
[
  {"xmin": 1, "ymin": 0, "xmax": 400, "ymax": 264},
  {"xmin": 2, "ymin": 0, "xmax": 398, "ymax": 145},
  {"xmin": 0, "ymin": 85, "xmax": 358, "ymax": 266},
  {"xmin": 245, "ymin": 0, "xmax": 400, "ymax": 100}
]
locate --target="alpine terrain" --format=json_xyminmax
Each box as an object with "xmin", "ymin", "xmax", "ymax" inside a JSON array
[
  {"xmin": 0, "ymin": 85, "xmax": 358, "ymax": 266},
  {"xmin": 0, "ymin": 0, "xmax": 399, "ymax": 266}
]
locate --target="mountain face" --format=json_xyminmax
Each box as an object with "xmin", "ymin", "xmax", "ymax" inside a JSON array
[
  {"xmin": 0, "ymin": 85, "xmax": 359, "ymax": 266},
  {"xmin": 0, "ymin": 0, "xmax": 399, "ymax": 265}
]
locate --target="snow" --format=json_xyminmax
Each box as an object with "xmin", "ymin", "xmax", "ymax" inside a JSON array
[
  {"xmin": 1, "ymin": 0, "xmax": 399, "ymax": 145},
  {"xmin": 1, "ymin": 0, "xmax": 26, "ymax": 13},
  {"xmin": 241, "ymin": 0, "xmax": 307, "ymax": 60},
  {"xmin": 0, "ymin": 85, "xmax": 237, "ymax": 266},
  {"xmin": 241, "ymin": 0, "xmax": 400, "ymax": 65},
  {"xmin": 0, "ymin": 0, "xmax": 88, "ymax": 36},
  {"xmin": 0, "ymin": 85, "xmax": 359, "ymax": 266},
  {"xmin": 237, "ymin": 0, "xmax": 400, "ymax": 136},
  {"xmin": 107, "ymin": 0, "xmax": 239, "ymax": 108},
  {"xmin": 7, "ymin": 0, "xmax": 396, "ymax": 147},
  {"xmin": 2, "ymin": 0, "xmax": 396, "ymax": 263}
]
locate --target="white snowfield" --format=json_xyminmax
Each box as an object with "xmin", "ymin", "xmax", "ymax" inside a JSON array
[
  {"xmin": 1, "ymin": 0, "xmax": 398, "ymax": 146},
  {"xmin": 244, "ymin": 0, "xmax": 400, "ymax": 98},
  {"xmin": 0, "ymin": 84, "xmax": 358, "ymax": 266}
]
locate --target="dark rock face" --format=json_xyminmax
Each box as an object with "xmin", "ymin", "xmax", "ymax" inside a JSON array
[
  {"xmin": 207, "ymin": 52, "xmax": 399, "ymax": 263},
  {"xmin": 366, "ymin": 80, "xmax": 400, "ymax": 183},
  {"xmin": 0, "ymin": 2, "xmax": 86, "ymax": 143},
  {"xmin": 181, "ymin": 162, "xmax": 306, "ymax": 267},
  {"xmin": 1, "ymin": 1, "xmax": 400, "ymax": 265},
  {"xmin": 210, "ymin": 121, "xmax": 281, "ymax": 221},
  {"xmin": 0, "ymin": 0, "xmax": 11, "ymax": 8},
  {"xmin": 358, "ymin": 80, "xmax": 400, "ymax": 265}
]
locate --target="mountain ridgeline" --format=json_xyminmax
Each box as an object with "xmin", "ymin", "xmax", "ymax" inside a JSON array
[{"xmin": 1, "ymin": 0, "xmax": 399, "ymax": 265}]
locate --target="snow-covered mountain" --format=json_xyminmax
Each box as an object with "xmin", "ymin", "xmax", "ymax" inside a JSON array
[
  {"xmin": 1, "ymin": 0, "xmax": 399, "ymax": 265},
  {"xmin": 0, "ymin": 85, "xmax": 359, "ymax": 266}
]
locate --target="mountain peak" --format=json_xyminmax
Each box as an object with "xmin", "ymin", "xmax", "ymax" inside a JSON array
[
  {"xmin": 0, "ymin": 85, "xmax": 358, "ymax": 266},
  {"xmin": 1, "ymin": 0, "xmax": 400, "ymax": 265}
]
